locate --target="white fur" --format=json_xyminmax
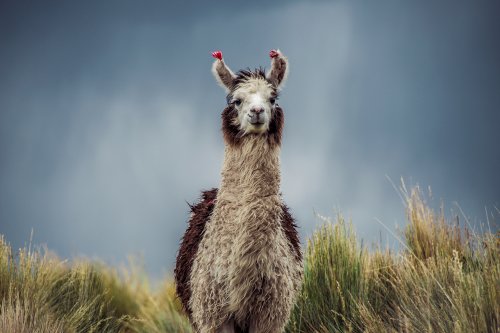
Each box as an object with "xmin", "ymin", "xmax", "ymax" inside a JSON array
[{"xmin": 231, "ymin": 78, "xmax": 275, "ymax": 134}]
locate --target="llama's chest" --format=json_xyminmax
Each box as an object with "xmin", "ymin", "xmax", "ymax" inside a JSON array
[
  {"xmin": 196, "ymin": 194, "xmax": 289, "ymax": 281},
  {"xmin": 188, "ymin": 192, "xmax": 303, "ymax": 329}
]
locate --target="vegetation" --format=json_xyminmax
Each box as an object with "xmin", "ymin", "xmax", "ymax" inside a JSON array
[
  {"xmin": 287, "ymin": 184, "xmax": 499, "ymax": 333},
  {"xmin": 1, "ymin": 185, "xmax": 498, "ymax": 333},
  {"xmin": 0, "ymin": 240, "xmax": 190, "ymax": 333}
]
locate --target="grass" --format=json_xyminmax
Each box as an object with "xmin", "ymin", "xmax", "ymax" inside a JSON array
[
  {"xmin": 0, "ymin": 241, "xmax": 191, "ymax": 333},
  {"xmin": 287, "ymin": 184, "xmax": 499, "ymax": 333},
  {"xmin": 1, "ymin": 185, "xmax": 498, "ymax": 333}
]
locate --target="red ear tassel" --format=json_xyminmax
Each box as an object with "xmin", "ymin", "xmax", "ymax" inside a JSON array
[
  {"xmin": 212, "ymin": 50, "xmax": 223, "ymax": 60},
  {"xmin": 269, "ymin": 49, "xmax": 279, "ymax": 58}
]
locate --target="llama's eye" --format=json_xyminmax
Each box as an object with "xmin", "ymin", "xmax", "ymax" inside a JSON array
[
  {"xmin": 233, "ymin": 99, "xmax": 242, "ymax": 106},
  {"xmin": 269, "ymin": 98, "xmax": 276, "ymax": 105}
]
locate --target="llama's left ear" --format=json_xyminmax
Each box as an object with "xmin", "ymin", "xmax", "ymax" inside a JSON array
[
  {"xmin": 211, "ymin": 51, "xmax": 237, "ymax": 93},
  {"xmin": 266, "ymin": 49, "xmax": 289, "ymax": 90}
]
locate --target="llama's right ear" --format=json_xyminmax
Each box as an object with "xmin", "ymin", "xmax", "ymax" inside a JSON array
[{"xmin": 211, "ymin": 51, "xmax": 236, "ymax": 93}]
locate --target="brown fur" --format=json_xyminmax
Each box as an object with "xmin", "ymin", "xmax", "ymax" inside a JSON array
[
  {"xmin": 221, "ymin": 105, "xmax": 242, "ymax": 147},
  {"xmin": 268, "ymin": 57, "xmax": 287, "ymax": 86},
  {"xmin": 281, "ymin": 204, "xmax": 302, "ymax": 262},
  {"xmin": 268, "ymin": 105, "xmax": 284, "ymax": 146},
  {"xmin": 174, "ymin": 188, "xmax": 218, "ymax": 318},
  {"xmin": 233, "ymin": 68, "xmax": 267, "ymax": 87},
  {"xmin": 213, "ymin": 60, "xmax": 236, "ymax": 91}
]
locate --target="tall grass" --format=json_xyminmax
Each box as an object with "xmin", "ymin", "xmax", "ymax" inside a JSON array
[
  {"xmin": 288, "ymin": 185, "xmax": 499, "ymax": 333},
  {"xmin": 0, "ymin": 238, "xmax": 190, "ymax": 333},
  {"xmin": 287, "ymin": 217, "xmax": 365, "ymax": 332},
  {"xmin": 0, "ymin": 185, "xmax": 498, "ymax": 332}
]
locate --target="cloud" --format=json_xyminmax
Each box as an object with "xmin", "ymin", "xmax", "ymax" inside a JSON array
[{"xmin": 1, "ymin": 1, "xmax": 498, "ymax": 277}]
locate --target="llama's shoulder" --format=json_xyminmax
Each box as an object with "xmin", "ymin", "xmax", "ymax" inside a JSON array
[
  {"xmin": 174, "ymin": 188, "xmax": 218, "ymax": 317},
  {"xmin": 281, "ymin": 202, "xmax": 302, "ymax": 262},
  {"xmin": 190, "ymin": 188, "xmax": 218, "ymax": 214}
]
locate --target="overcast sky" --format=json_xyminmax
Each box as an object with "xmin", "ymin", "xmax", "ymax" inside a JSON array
[{"xmin": 1, "ymin": 0, "xmax": 499, "ymax": 276}]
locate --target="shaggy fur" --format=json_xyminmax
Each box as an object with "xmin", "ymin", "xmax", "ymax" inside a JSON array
[
  {"xmin": 174, "ymin": 188, "xmax": 218, "ymax": 319},
  {"xmin": 233, "ymin": 68, "xmax": 267, "ymax": 87},
  {"xmin": 281, "ymin": 204, "xmax": 302, "ymax": 262},
  {"xmin": 175, "ymin": 188, "xmax": 302, "ymax": 332},
  {"xmin": 175, "ymin": 51, "xmax": 302, "ymax": 333},
  {"xmin": 188, "ymin": 135, "xmax": 302, "ymax": 333}
]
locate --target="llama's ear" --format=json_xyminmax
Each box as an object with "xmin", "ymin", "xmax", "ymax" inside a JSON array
[
  {"xmin": 211, "ymin": 51, "xmax": 236, "ymax": 93},
  {"xmin": 266, "ymin": 49, "xmax": 289, "ymax": 90}
]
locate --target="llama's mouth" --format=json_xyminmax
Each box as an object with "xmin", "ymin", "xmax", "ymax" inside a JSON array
[
  {"xmin": 248, "ymin": 115, "xmax": 265, "ymax": 125},
  {"xmin": 250, "ymin": 121, "xmax": 264, "ymax": 127}
]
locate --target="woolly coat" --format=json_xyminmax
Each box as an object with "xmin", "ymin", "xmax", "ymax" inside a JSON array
[{"xmin": 175, "ymin": 76, "xmax": 303, "ymax": 333}]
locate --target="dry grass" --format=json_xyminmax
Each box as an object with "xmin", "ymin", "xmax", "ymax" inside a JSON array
[
  {"xmin": 0, "ymin": 238, "xmax": 190, "ymax": 333},
  {"xmin": 0, "ymin": 185, "xmax": 498, "ymax": 333},
  {"xmin": 288, "ymin": 184, "xmax": 499, "ymax": 333}
]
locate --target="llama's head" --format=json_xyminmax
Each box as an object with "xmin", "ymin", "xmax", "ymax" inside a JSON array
[{"xmin": 212, "ymin": 50, "xmax": 289, "ymax": 145}]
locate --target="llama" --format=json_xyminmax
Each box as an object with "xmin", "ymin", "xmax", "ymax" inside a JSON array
[{"xmin": 175, "ymin": 50, "xmax": 303, "ymax": 333}]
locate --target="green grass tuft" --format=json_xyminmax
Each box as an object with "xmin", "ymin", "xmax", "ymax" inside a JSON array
[{"xmin": 287, "ymin": 216, "xmax": 365, "ymax": 332}]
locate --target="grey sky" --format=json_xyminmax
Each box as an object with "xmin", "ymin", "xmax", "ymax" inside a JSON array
[{"xmin": 1, "ymin": 1, "xmax": 499, "ymax": 276}]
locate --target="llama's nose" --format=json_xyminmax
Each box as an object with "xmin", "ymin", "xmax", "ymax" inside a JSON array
[{"xmin": 250, "ymin": 107, "xmax": 264, "ymax": 114}]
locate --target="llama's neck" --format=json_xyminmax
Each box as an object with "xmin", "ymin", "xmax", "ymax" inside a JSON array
[{"xmin": 219, "ymin": 136, "xmax": 281, "ymax": 199}]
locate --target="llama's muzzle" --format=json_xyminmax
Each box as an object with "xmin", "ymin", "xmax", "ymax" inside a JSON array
[
  {"xmin": 248, "ymin": 112, "xmax": 265, "ymax": 125},
  {"xmin": 250, "ymin": 107, "xmax": 264, "ymax": 114}
]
